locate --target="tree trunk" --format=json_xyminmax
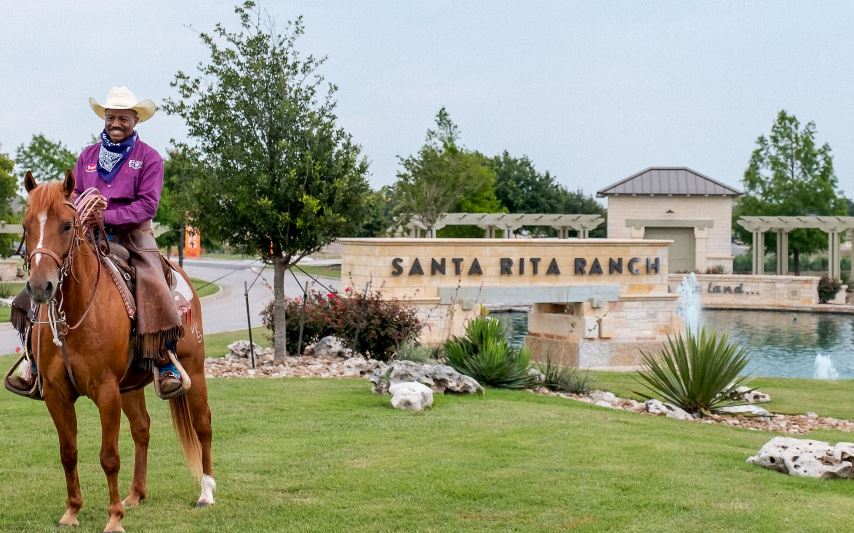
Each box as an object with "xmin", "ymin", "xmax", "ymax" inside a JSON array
[
  {"xmin": 793, "ymin": 248, "xmax": 800, "ymax": 275},
  {"xmin": 273, "ymin": 257, "xmax": 288, "ymax": 361},
  {"xmin": 178, "ymin": 223, "xmax": 185, "ymax": 268}
]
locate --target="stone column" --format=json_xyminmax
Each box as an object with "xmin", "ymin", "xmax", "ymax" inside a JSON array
[
  {"xmin": 752, "ymin": 230, "xmax": 764, "ymax": 275},
  {"xmin": 775, "ymin": 230, "xmax": 789, "ymax": 275},
  {"xmin": 694, "ymin": 226, "xmax": 709, "ymax": 273},
  {"xmin": 828, "ymin": 230, "xmax": 840, "ymax": 279}
]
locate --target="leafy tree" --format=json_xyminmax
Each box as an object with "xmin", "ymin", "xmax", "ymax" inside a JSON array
[
  {"xmin": 165, "ymin": 1, "xmax": 370, "ymax": 360},
  {"xmin": 491, "ymin": 151, "xmax": 606, "ymax": 237},
  {"xmin": 394, "ymin": 107, "xmax": 502, "ymax": 237},
  {"xmin": 354, "ymin": 186, "xmax": 395, "ymax": 237},
  {"xmin": 735, "ymin": 110, "xmax": 847, "ymax": 273},
  {"xmin": 156, "ymin": 149, "xmax": 201, "ymax": 265},
  {"xmin": 15, "ymin": 134, "xmax": 77, "ymax": 182},
  {"xmin": 0, "ymin": 148, "xmax": 21, "ymax": 255}
]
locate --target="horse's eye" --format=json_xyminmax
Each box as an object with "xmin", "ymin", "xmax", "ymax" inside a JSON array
[{"xmin": 62, "ymin": 222, "xmax": 73, "ymax": 233}]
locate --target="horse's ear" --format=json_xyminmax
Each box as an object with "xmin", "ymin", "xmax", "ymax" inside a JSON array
[
  {"xmin": 63, "ymin": 169, "xmax": 75, "ymax": 198},
  {"xmin": 24, "ymin": 171, "xmax": 37, "ymax": 193}
]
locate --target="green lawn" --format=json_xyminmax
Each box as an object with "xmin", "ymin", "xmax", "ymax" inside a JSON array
[
  {"xmin": 293, "ymin": 264, "xmax": 341, "ymax": 280},
  {"xmin": 0, "ymin": 350, "xmax": 853, "ymax": 531},
  {"xmin": 203, "ymin": 327, "xmax": 269, "ymax": 357},
  {"xmin": 190, "ymin": 278, "xmax": 219, "ymax": 299}
]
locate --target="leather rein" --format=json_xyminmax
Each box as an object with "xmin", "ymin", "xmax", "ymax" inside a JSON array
[{"xmin": 22, "ymin": 199, "xmax": 109, "ymax": 396}]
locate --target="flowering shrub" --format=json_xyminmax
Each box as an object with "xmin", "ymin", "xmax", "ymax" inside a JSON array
[{"xmin": 261, "ymin": 288, "xmax": 422, "ymax": 361}]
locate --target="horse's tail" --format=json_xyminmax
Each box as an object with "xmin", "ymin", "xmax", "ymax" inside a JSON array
[{"xmin": 169, "ymin": 394, "xmax": 202, "ymax": 480}]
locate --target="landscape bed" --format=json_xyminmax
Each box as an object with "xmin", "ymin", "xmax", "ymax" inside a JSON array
[{"xmin": 1, "ymin": 353, "xmax": 853, "ymax": 532}]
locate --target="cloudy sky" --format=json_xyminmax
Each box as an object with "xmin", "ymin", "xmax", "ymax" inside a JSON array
[{"xmin": 2, "ymin": 1, "xmax": 853, "ymax": 198}]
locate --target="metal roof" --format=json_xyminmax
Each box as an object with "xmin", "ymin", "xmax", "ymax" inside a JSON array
[{"xmin": 596, "ymin": 167, "xmax": 742, "ymax": 197}]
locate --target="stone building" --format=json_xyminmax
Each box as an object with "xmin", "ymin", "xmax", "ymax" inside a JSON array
[{"xmin": 598, "ymin": 167, "xmax": 741, "ymax": 273}]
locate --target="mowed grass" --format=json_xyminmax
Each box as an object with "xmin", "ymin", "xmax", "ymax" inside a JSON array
[
  {"xmin": 293, "ymin": 264, "xmax": 341, "ymax": 280},
  {"xmin": 1, "ymin": 355, "xmax": 854, "ymax": 531}
]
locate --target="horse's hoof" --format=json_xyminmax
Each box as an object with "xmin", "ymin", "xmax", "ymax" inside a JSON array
[
  {"xmin": 195, "ymin": 500, "xmax": 211, "ymax": 509},
  {"xmin": 122, "ymin": 496, "xmax": 144, "ymax": 508}
]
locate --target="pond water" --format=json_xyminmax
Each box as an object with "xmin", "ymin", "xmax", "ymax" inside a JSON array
[{"xmin": 492, "ymin": 309, "xmax": 854, "ymax": 379}]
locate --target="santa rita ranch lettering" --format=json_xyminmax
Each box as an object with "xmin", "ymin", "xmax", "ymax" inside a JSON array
[{"xmin": 392, "ymin": 256, "xmax": 661, "ymax": 276}]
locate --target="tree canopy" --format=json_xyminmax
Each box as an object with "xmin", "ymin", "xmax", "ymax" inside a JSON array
[
  {"xmin": 735, "ymin": 110, "xmax": 847, "ymax": 273},
  {"xmin": 165, "ymin": 1, "xmax": 370, "ymax": 358},
  {"xmin": 393, "ymin": 107, "xmax": 501, "ymax": 236},
  {"xmin": 15, "ymin": 134, "xmax": 77, "ymax": 183}
]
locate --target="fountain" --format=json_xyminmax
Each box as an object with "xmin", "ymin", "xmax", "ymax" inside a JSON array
[
  {"xmin": 676, "ymin": 272, "xmax": 702, "ymax": 333},
  {"xmin": 814, "ymin": 354, "xmax": 840, "ymax": 380}
]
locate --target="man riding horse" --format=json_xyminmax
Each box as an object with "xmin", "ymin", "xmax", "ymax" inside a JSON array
[{"xmin": 8, "ymin": 86, "xmax": 185, "ymax": 397}]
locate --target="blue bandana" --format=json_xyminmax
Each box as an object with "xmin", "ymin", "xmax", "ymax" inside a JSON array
[{"xmin": 97, "ymin": 130, "xmax": 137, "ymax": 183}]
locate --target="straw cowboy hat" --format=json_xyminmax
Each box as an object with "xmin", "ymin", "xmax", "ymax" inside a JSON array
[{"xmin": 88, "ymin": 86, "xmax": 157, "ymax": 122}]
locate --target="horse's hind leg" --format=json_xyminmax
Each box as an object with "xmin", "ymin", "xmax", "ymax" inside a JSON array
[
  {"xmin": 93, "ymin": 384, "xmax": 126, "ymax": 533},
  {"xmin": 120, "ymin": 388, "xmax": 150, "ymax": 507},
  {"xmin": 185, "ymin": 372, "xmax": 216, "ymax": 507},
  {"xmin": 44, "ymin": 393, "xmax": 83, "ymax": 527}
]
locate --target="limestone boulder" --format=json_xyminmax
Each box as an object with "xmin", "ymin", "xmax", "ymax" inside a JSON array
[
  {"xmin": 227, "ymin": 340, "xmax": 265, "ymax": 359},
  {"xmin": 370, "ymin": 361, "xmax": 483, "ymax": 395},
  {"xmin": 747, "ymin": 437, "xmax": 854, "ymax": 479},
  {"xmin": 725, "ymin": 386, "xmax": 771, "ymax": 404},
  {"xmin": 645, "ymin": 399, "xmax": 693, "ymax": 420},
  {"xmin": 718, "ymin": 404, "xmax": 771, "ymax": 417},
  {"xmin": 305, "ymin": 336, "xmax": 353, "ymax": 358},
  {"xmin": 389, "ymin": 382, "xmax": 433, "ymax": 411}
]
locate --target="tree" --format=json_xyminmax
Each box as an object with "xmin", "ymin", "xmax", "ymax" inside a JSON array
[
  {"xmin": 15, "ymin": 134, "xmax": 77, "ymax": 182},
  {"xmin": 491, "ymin": 151, "xmax": 606, "ymax": 236},
  {"xmin": 165, "ymin": 1, "xmax": 370, "ymax": 360},
  {"xmin": 0, "ymin": 148, "xmax": 20, "ymax": 255},
  {"xmin": 394, "ymin": 107, "xmax": 502, "ymax": 236},
  {"xmin": 735, "ymin": 110, "xmax": 847, "ymax": 273},
  {"xmin": 156, "ymin": 149, "xmax": 201, "ymax": 265}
]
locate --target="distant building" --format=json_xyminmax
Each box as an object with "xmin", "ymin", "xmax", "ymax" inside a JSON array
[{"xmin": 598, "ymin": 167, "xmax": 741, "ymax": 273}]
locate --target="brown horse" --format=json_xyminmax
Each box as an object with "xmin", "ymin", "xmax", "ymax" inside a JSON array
[{"xmin": 20, "ymin": 171, "xmax": 215, "ymax": 533}]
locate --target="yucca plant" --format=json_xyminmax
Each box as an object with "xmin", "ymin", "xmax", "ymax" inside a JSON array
[
  {"xmin": 536, "ymin": 355, "xmax": 593, "ymax": 395},
  {"xmin": 634, "ymin": 327, "xmax": 751, "ymax": 416},
  {"xmin": 444, "ymin": 317, "xmax": 532, "ymax": 389}
]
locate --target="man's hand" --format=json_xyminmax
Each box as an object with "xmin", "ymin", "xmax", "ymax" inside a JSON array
[{"xmin": 75, "ymin": 187, "xmax": 107, "ymax": 230}]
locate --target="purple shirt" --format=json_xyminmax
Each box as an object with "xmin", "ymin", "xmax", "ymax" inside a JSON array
[{"xmin": 74, "ymin": 136, "xmax": 164, "ymax": 228}]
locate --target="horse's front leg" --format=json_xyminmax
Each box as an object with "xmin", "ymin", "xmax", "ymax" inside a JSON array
[
  {"xmin": 120, "ymin": 388, "xmax": 149, "ymax": 507},
  {"xmin": 93, "ymin": 383, "xmax": 125, "ymax": 533},
  {"xmin": 44, "ymin": 391, "xmax": 83, "ymax": 527}
]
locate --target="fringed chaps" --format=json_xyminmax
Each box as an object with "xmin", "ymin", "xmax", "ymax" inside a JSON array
[{"xmin": 116, "ymin": 222, "xmax": 183, "ymax": 370}]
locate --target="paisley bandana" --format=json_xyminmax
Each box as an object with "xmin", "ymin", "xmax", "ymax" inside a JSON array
[{"xmin": 97, "ymin": 130, "xmax": 137, "ymax": 183}]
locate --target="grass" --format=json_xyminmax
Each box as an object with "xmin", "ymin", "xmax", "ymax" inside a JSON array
[
  {"xmin": 293, "ymin": 264, "xmax": 341, "ymax": 280},
  {"xmin": 203, "ymin": 327, "xmax": 270, "ymax": 357},
  {"xmin": 0, "ymin": 369, "xmax": 854, "ymax": 532},
  {"xmin": 190, "ymin": 278, "xmax": 219, "ymax": 299}
]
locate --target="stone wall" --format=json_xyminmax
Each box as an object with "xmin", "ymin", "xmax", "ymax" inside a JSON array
[
  {"xmin": 607, "ymin": 196, "xmax": 733, "ymax": 273},
  {"xmin": 341, "ymin": 238, "xmax": 680, "ymax": 365},
  {"xmin": 667, "ymin": 273, "xmax": 823, "ymax": 308}
]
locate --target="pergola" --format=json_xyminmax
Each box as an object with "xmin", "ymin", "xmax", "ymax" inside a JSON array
[
  {"xmin": 401, "ymin": 213, "xmax": 604, "ymax": 239},
  {"xmin": 736, "ymin": 216, "xmax": 854, "ymax": 279}
]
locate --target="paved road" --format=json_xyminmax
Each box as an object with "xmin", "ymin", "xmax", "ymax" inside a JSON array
[{"xmin": 0, "ymin": 258, "xmax": 341, "ymax": 354}]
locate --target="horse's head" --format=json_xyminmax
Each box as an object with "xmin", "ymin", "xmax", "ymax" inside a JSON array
[{"xmin": 22, "ymin": 170, "xmax": 78, "ymax": 304}]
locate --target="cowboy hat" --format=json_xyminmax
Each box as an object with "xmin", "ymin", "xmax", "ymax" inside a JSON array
[{"xmin": 88, "ymin": 86, "xmax": 157, "ymax": 122}]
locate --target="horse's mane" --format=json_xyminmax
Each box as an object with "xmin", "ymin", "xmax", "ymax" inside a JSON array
[{"xmin": 28, "ymin": 181, "xmax": 72, "ymax": 214}]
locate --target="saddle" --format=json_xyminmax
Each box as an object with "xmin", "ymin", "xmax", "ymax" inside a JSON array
[{"xmin": 102, "ymin": 241, "xmax": 194, "ymax": 323}]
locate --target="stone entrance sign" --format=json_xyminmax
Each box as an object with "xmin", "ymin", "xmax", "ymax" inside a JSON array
[{"xmin": 341, "ymin": 238, "xmax": 680, "ymax": 368}]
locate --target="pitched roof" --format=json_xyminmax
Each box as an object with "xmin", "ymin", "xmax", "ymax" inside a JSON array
[{"xmin": 596, "ymin": 167, "xmax": 742, "ymax": 197}]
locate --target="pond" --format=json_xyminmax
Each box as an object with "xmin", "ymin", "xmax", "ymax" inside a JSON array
[{"xmin": 492, "ymin": 309, "xmax": 854, "ymax": 379}]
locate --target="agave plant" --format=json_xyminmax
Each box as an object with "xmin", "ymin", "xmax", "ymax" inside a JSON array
[
  {"xmin": 536, "ymin": 355, "xmax": 593, "ymax": 395},
  {"xmin": 634, "ymin": 327, "xmax": 751, "ymax": 415},
  {"xmin": 444, "ymin": 317, "xmax": 532, "ymax": 389}
]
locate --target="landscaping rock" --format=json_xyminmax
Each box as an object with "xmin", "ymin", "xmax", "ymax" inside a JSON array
[
  {"xmin": 227, "ymin": 340, "xmax": 265, "ymax": 359},
  {"xmin": 727, "ymin": 386, "xmax": 771, "ymax": 404},
  {"xmin": 305, "ymin": 336, "xmax": 353, "ymax": 358},
  {"xmin": 370, "ymin": 361, "xmax": 483, "ymax": 395},
  {"xmin": 589, "ymin": 390, "xmax": 618, "ymax": 404},
  {"xmin": 747, "ymin": 437, "xmax": 854, "ymax": 479},
  {"xmin": 645, "ymin": 399, "xmax": 693, "ymax": 420},
  {"xmin": 528, "ymin": 368, "xmax": 545, "ymax": 384},
  {"xmin": 389, "ymin": 382, "xmax": 433, "ymax": 411},
  {"xmin": 718, "ymin": 405, "xmax": 771, "ymax": 417}
]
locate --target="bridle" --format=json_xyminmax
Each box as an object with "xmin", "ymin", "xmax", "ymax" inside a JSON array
[{"xmin": 22, "ymin": 198, "xmax": 105, "ymax": 347}]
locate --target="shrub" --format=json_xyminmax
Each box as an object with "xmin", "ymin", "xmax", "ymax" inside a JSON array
[
  {"xmin": 634, "ymin": 327, "xmax": 750, "ymax": 416},
  {"xmin": 704, "ymin": 264, "xmax": 725, "ymax": 274},
  {"xmin": 444, "ymin": 317, "xmax": 532, "ymax": 389},
  {"xmin": 818, "ymin": 275, "xmax": 842, "ymax": 304},
  {"xmin": 395, "ymin": 339, "xmax": 442, "ymax": 363},
  {"xmin": 536, "ymin": 355, "xmax": 593, "ymax": 394},
  {"xmin": 261, "ymin": 288, "xmax": 422, "ymax": 361}
]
